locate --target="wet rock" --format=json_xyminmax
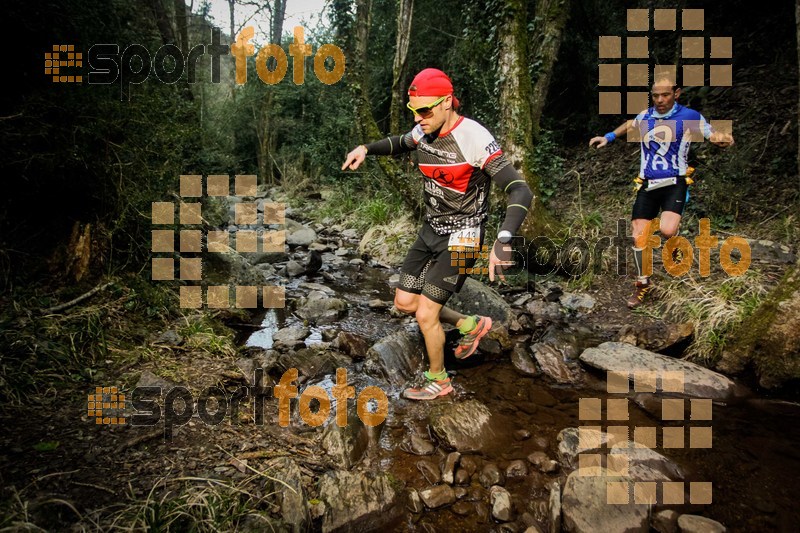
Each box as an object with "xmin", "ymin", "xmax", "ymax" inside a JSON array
[
  {"xmin": 136, "ymin": 370, "xmax": 177, "ymax": 391},
  {"xmin": 652, "ymin": 509, "xmax": 679, "ymax": 533},
  {"xmin": 365, "ymin": 330, "xmax": 424, "ymax": 386},
  {"xmin": 452, "ymin": 501, "xmax": 472, "ymax": 516},
  {"xmin": 454, "ymin": 487, "xmax": 468, "ymax": 499},
  {"xmin": 309, "ymin": 241, "xmax": 328, "ymax": 252},
  {"xmin": 268, "ymin": 457, "xmax": 308, "ymax": 532},
  {"xmin": 512, "ymin": 345, "xmax": 539, "ymax": 376},
  {"xmin": 562, "ymin": 467, "xmax": 648, "ymax": 533},
  {"xmin": 278, "ymin": 346, "xmax": 339, "ymax": 380},
  {"xmin": 454, "ymin": 468, "xmax": 471, "ymax": 485},
  {"xmin": 448, "ymin": 277, "xmax": 514, "ymax": 326},
  {"xmin": 333, "ymin": 331, "xmax": 369, "ymax": 360},
  {"xmin": 272, "ymin": 326, "xmax": 310, "ymax": 348},
  {"xmin": 235, "ymin": 355, "xmax": 276, "ymax": 386},
  {"xmin": 286, "ymin": 260, "xmax": 305, "ymax": 277},
  {"xmin": 618, "ymin": 321, "xmax": 694, "ymax": 352},
  {"xmin": 205, "ymin": 246, "xmax": 269, "ymax": 287},
  {"xmin": 514, "ymin": 429, "xmax": 531, "ymax": 441},
  {"xmin": 466, "ymin": 486, "xmax": 488, "ymax": 502},
  {"xmin": 407, "ymin": 489, "xmax": 424, "ymax": 513},
  {"xmin": 475, "ymin": 501, "xmax": 491, "ymax": 523},
  {"xmin": 490, "ymin": 485, "xmax": 514, "ymax": 522},
  {"xmin": 296, "ymin": 291, "xmax": 348, "ymax": 325},
  {"xmin": 580, "ymin": 342, "xmax": 737, "ymax": 399},
  {"xmin": 479, "ymin": 463, "xmax": 505, "ymax": 487},
  {"xmin": 321, "ymin": 410, "xmax": 370, "ymax": 469},
  {"xmin": 368, "ymin": 299, "xmax": 390, "ymax": 309},
  {"xmin": 505, "ymin": 459, "xmax": 528, "ymax": 478},
  {"xmin": 559, "ymin": 293, "xmax": 596, "ymax": 311},
  {"xmin": 532, "ymin": 342, "xmax": 576, "ymax": 384},
  {"xmin": 526, "ymin": 300, "xmax": 562, "ymax": 322},
  {"xmin": 429, "ymin": 400, "xmax": 495, "ymax": 452},
  {"xmin": 406, "ymin": 434, "xmax": 435, "ymax": 456},
  {"xmin": 441, "ymin": 451, "xmax": 461, "ymax": 484},
  {"xmin": 388, "ymin": 274, "xmax": 401, "ymax": 288},
  {"xmin": 480, "ymin": 323, "xmax": 513, "ymax": 355},
  {"xmin": 525, "ymin": 526, "xmax": 544, "ymax": 533},
  {"xmin": 416, "ymin": 459, "xmax": 441, "ymax": 484},
  {"xmin": 548, "ymin": 481, "xmax": 561, "ymax": 533},
  {"xmin": 677, "ymin": 515, "xmax": 727, "ymax": 533},
  {"xmin": 528, "ymin": 451, "xmax": 556, "ymax": 473},
  {"xmin": 460, "ymin": 455, "xmax": 479, "ymax": 476},
  {"xmin": 334, "ymin": 247, "xmax": 349, "ymax": 257},
  {"xmin": 318, "ymin": 470, "xmax": 399, "ymax": 532},
  {"xmin": 285, "ymin": 218, "xmax": 317, "ymax": 247},
  {"xmin": 418, "ymin": 485, "xmax": 455, "ymax": 509},
  {"xmin": 349, "ymin": 258, "xmax": 364, "ymax": 266}
]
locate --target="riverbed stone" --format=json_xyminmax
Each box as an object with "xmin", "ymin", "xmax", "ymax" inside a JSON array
[
  {"xmin": 296, "ymin": 291, "xmax": 348, "ymax": 324},
  {"xmin": 418, "ymin": 485, "xmax": 455, "ymax": 509},
  {"xmin": 365, "ymin": 329, "xmax": 425, "ymax": 386},
  {"xmin": 532, "ymin": 342, "xmax": 576, "ymax": 384},
  {"xmin": 652, "ymin": 509, "xmax": 679, "ymax": 533},
  {"xmin": 452, "ymin": 501, "xmax": 472, "ymax": 516},
  {"xmin": 406, "ymin": 434, "xmax": 435, "ymax": 456},
  {"xmin": 333, "ymin": 331, "xmax": 370, "ymax": 360},
  {"xmin": 454, "ymin": 468, "xmax": 470, "ymax": 485},
  {"xmin": 580, "ymin": 342, "xmax": 736, "ymax": 399},
  {"xmin": 618, "ymin": 321, "xmax": 694, "ymax": 352},
  {"xmin": 268, "ymin": 457, "xmax": 308, "ymax": 533},
  {"xmin": 506, "ymin": 459, "xmax": 528, "ymax": 478},
  {"xmin": 677, "ymin": 515, "xmax": 727, "ymax": 533},
  {"xmin": 416, "ymin": 459, "xmax": 441, "ymax": 484},
  {"xmin": 429, "ymin": 400, "xmax": 495, "ymax": 452},
  {"xmin": 512, "ymin": 344, "xmax": 540, "ymax": 376},
  {"xmin": 321, "ymin": 410, "xmax": 370, "ymax": 469},
  {"xmin": 560, "ymin": 292, "xmax": 596, "ymax": 311},
  {"xmin": 490, "ymin": 486, "xmax": 514, "ymax": 522},
  {"xmin": 318, "ymin": 470, "xmax": 399, "ymax": 532},
  {"xmin": 272, "ymin": 326, "xmax": 309, "ymax": 349},
  {"xmin": 406, "ymin": 489, "xmax": 424, "ymax": 513},
  {"xmin": 549, "ymin": 481, "xmax": 561, "ymax": 533},
  {"xmin": 442, "ymin": 451, "xmax": 461, "ymax": 485},
  {"xmin": 285, "ymin": 218, "xmax": 317, "ymax": 247},
  {"xmin": 562, "ymin": 467, "xmax": 647, "ymax": 533},
  {"xmin": 448, "ymin": 277, "xmax": 514, "ymax": 326},
  {"xmin": 480, "ymin": 463, "xmax": 505, "ymax": 487}
]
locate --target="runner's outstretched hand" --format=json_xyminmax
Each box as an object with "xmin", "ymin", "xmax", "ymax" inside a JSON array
[
  {"xmin": 342, "ymin": 145, "xmax": 368, "ymax": 171},
  {"xmin": 489, "ymin": 240, "xmax": 515, "ymax": 283},
  {"xmin": 589, "ymin": 136, "xmax": 608, "ymax": 149}
]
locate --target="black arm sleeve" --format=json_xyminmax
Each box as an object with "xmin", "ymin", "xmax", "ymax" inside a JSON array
[
  {"xmin": 364, "ymin": 133, "xmax": 415, "ymax": 156},
  {"xmin": 486, "ymin": 155, "xmax": 534, "ymax": 235}
]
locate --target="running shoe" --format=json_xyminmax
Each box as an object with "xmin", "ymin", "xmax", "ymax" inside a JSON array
[
  {"xmin": 402, "ymin": 374, "xmax": 453, "ymax": 401},
  {"xmin": 454, "ymin": 315, "xmax": 493, "ymax": 359},
  {"xmin": 627, "ymin": 279, "xmax": 653, "ymax": 309}
]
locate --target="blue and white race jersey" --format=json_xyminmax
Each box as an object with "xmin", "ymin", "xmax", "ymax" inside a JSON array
[{"xmin": 632, "ymin": 104, "xmax": 713, "ymax": 179}]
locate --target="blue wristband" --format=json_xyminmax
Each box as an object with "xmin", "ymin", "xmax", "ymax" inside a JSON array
[{"xmin": 604, "ymin": 132, "xmax": 616, "ymax": 143}]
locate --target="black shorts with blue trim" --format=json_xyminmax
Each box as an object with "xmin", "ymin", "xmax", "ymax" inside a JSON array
[
  {"xmin": 397, "ymin": 222, "xmax": 485, "ymax": 305},
  {"xmin": 631, "ymin": 178, "xmax": 689, "ymax": 220}
]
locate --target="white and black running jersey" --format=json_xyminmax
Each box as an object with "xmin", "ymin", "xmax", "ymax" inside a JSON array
[{"xmin": 399, "ymin": 117, "xmax": 507, "ymax": 235}]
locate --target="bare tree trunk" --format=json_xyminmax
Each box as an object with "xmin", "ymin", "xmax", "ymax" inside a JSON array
[
  {"xmin": 497, "ymin": 0, "xmax": 558, "ymax": 239},
  {"xmin": 390, "ymin": 0, "xmax": 414, "ymax": 135},
  {"xmin": 228, "ymin": 0, "xmax": 235, "ymax": 45},
  {"xmin": 149, "ymin": 0, "xmax": 176, "ymax": 45},
  {"xmin": 353, "ymin": 0, "xmax": 421, "ymax": 213},
  {"xmin": 173, "ymin": 0, "xmax": 189, "ymax": 55},
  {"xmin": 796, "ymin": 0, "xmax": 800, "ymax": 188},
  {"xmin": 271, "ymin": 0, "xmax": 287, "ymax": 45},
  {"xmin": 529, "ymin": 0, "xmax": 570, "ymax": 142}
]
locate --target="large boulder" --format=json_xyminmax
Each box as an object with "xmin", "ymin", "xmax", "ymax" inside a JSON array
[
  {"xmin": 429, "ymin": 400, "xmax": 495, "ymax": 452},
  {"xmin": 318, "ymin": 470, "xmax": 400, "ymax": 532},
  {"xmin": 321, "ymin": 410, "xmax": 371, "ymax": 470},
  {"xmin": 268, "ymin": 457, "xmax": 308, "ymax": 533},
  {"xmin": 364, "ymin": 330, "xmax": 425, "ymax": 386},
  {"xmin": 579, "ymin": 342, "xmax": 737, "ymax": 400},
  {"xmin": 448, "ymin": 278, "xmax": 513, "ymax": 326}
]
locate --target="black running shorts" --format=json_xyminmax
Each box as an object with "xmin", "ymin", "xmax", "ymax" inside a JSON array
[
  {"xmin": 398, "ymin": 223, "xmax": 485, "ymax": 305},
  {"xmin": 631, "ymin": 179, "xmax": 689, "ymax": 220}
]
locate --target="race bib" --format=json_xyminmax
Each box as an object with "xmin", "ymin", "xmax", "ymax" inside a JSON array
[
  {"xmin": 448, "ymin": 227, "xmax": 480, "ymax": 249},
  {"xmin": 646, "ymin": 177, "xmax": 677, "ymax": 191}
]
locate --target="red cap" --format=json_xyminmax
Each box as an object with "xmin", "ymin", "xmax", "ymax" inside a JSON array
[{"xmin": 408, "ymin": 68, "xmax": 460, "ymax": 109}]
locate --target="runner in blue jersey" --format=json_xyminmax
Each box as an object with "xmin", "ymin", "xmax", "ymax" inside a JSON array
[
  {"xmin": 342, "ymin": 68, "xmax": 532, "ymax": 400},
  {"xmin": 590, "ymin": 76, "xmax": 734, "ymax": 307}
]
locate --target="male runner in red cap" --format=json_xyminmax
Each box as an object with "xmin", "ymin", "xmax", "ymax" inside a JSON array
[{"xmin": 342, "ymin": 68, "xmax": 533, "ymax": 400}]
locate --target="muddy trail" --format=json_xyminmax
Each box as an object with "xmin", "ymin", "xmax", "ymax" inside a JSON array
[{"xmin": 2, "ymin": 216, "xmax": 800, "ymax": 532}]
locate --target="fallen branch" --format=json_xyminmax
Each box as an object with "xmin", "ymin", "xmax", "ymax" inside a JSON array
[{"xmin": 43, "ymin": 281, "xmax": 115, "ymax": 314}]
